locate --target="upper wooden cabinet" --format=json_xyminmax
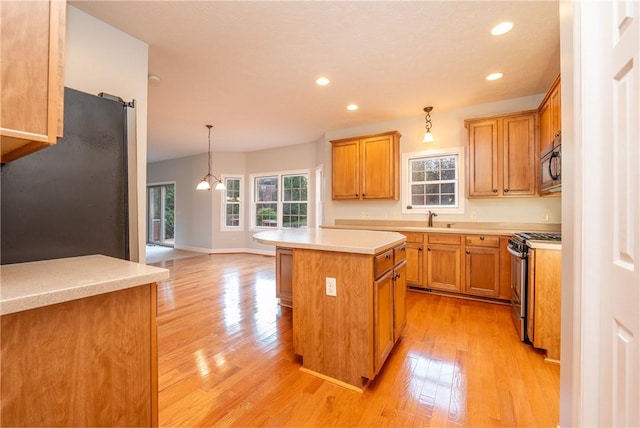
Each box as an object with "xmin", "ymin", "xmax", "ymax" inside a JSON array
[
  {"xmin": 1, "ymin": 0, "xmax": 66, "ymax": 163},
  {"xmin": 538, "ymin": 75, "xmax": 561, "ymax": 155},
  {"xmin": 331, "ymin": 131, "xmax": 400, "ymax": 200},
  {"xmin": 465, "ymin": 111, "xmax": 537, "ymax": 198}
]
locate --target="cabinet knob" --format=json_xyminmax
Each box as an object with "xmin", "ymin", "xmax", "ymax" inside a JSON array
[
  {"xmin": 504, "ymin": 188, "xmax": 509, "ymax": 193},
  {"xmin": 355, "ymin": 193, "xmax": 359, "ymax": 197},
  {"xmin": 466, "ymin": 250, "xmax": 470, "ymax": 254},
  {"xmin": 362, "ymin": 193, "xmax": 366, "ymax": 197},
  {"xmin": 385, "ymin": 254, "xmax": 391, "ymax": 260},
  {"xmin": 418, "ymin": 247, "xmax": 423, "ymax": 251},
  {"xmin": 492, "ymin": 189, "xmax": 498, "ymax": 193},
  {"xmin": 427, "ymin": 247, "xmax": 432, "ymax": 251},
  {"xmin": 480, "ymin": 235, "xmax": 485, "ymax": 240}
]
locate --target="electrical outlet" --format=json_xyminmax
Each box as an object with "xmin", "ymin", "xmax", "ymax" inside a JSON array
[
  {"xmin": 543, "ymin": 213, "xmax": 550, "ymax": 222},
  {"xmin": 326, "ymin": 277, "xmax": 337, "ymax": 296},
  {"xmin": 471, "ymin": 211, "xmax": 477, "ymax": 221}
]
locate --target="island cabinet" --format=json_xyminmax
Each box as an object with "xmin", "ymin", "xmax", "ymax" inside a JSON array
[
  {"xmin": 331, "ymin": 131, "xmax": 400, "ymax": 200},
  {"xmin": 1, "ymin": 0, "xmax": 66, "ymax": 163},
  {"xmin": 425, "ymin": 234, "xmax": 462, "ymax": 292},
  {"xmin": 539, "ymin": 75, "xmax": 561, "ymax": 155},
  {"xmin": 275, "ymin": 247, "xmax": 293, "ymax": 307},
  {"xmin": 527, "ymin": 248, "xmax": 561, "ymax": 361},
  {"xmin": 291, "ymin": 244, "xmax": 407, "ymax": 390},
  {"xmin": 465, "ymin": 111, "xmax": 537, "ymax": 198}
]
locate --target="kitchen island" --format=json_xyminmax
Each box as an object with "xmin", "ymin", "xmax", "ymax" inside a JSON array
[
  {"xmin": 254, "ymin": 228, "xmax": 406, "ymax": 391},
  {"xmin": 0, "ymin": 255, "xmax": 169, "ymax": 427}
]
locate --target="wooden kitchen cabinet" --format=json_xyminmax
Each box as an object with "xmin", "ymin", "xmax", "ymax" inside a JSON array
[
  {"xmin": 392, "ymin": 260, "xmax": 407, "ymax": 342},
  {"xmin": 331, "ymin": 131, "xmax": 400, "ymax": 200},
  {"xmin": 401, "ymin": 232, "xmax": 425, "ymax": 287},
  {"xmin": 374, "ymin": 269, "xmax": 394, "ymax": 373},
  {"xmin": 276, "ymin": 247, "xmax": 293, "ymax": 307},
  {"xmin": 464, "ymin": 235, "xmax": 501, "ymax": 298},
  {"xmin": 1, "ymin": 0, "xmax": 66, "ymax": 163},
  {"xmin": 527, "ymin": 248, "xmax": 562, "ymax": 361},
  {"xmin": 426, "ymin": 234, "xmax": 462, "ymax": 292},
  {"xmin": 465, "ymin": 111, "xmax": 537, "ymax": 198},
  {"xmin": 539, "ymin": 75, "xmax": 561, "ymax": 155}
]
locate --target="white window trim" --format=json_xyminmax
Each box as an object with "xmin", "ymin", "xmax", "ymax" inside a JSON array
[
  {"xmin": 401, "ymin": 147, "xmax": 466, "ymax": 215},
  {"xmin": 250, "ymin": 169, "xmax": 310, "ymax": 230},
  {"xmin": 220, "ymin": 174, "xmax": 244, "ymax": 232}
]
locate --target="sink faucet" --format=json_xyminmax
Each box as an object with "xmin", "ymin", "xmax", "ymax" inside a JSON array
[{"xmin": 428, "ymin": 210, "xmax": 438, "ymax": 227}]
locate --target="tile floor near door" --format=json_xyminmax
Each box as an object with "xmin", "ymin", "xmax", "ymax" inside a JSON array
[
  {"xmin": 152, "ymin": 253, "xmax": 560, "ymax": 427},
  {"xmin": 145, "ymin": 244, "xmax": 203, "ymax": 264}
]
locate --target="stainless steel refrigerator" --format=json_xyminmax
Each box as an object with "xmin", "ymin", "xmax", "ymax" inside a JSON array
[{"xmin": 1, "ymin": 87, "xmax": 135, "ymax": 264}]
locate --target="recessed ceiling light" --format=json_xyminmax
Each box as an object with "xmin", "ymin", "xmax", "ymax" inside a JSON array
[
  {"xmin": 316, "ymin": 77, "xmax": 330, "ymax": 86},
  {"xmin": 491, "ymin": 22, "xmax": 513, "ymax": 36},
  {"xmin": 347, "ymin": 104, "xmax": 358, "ymax": 111},
  {"xmin": 486, "ymin": 72, "xmax": 504, "ymax": 81}
]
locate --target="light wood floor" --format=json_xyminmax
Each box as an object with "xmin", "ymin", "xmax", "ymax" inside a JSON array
[{"xmin": 152, "ymin": 253, "xmax": 560, "ymax": 427}]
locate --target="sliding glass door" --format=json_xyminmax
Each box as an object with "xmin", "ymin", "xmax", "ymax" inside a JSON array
[{"xmin": 147, "ymin": 184, "xmax": 175, "ymax": 246}]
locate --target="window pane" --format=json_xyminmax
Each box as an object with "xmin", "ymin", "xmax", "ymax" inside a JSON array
[
  {"xmin": 412, "ymin": 195, "xmax": 425, "ymax": 205},
  {"xmin": 441, "ymin": 183, "xmax": 455, "ymax": 193},
  {"xmin": 256, "ymin": 177, "xmax": 277, "ymax": 202},
  {"xmin": 441, "ymin": 195, "xmax": 456, "ymax": 205},
  {"xmin": 256, "ymin": 203, "xmax": 277, "ymax": 227},
  {"xmin": 426, "ymin": 184, "xmax": 439, "ymax": 194}
]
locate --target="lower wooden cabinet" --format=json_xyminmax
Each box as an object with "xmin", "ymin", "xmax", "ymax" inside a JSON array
[
  {"xmin": 275, "ymin": 247, "xmax": 293, "ymax": 307},
  {"xmin": 426, "ymin": 234, "xmax": 462, "ymax": 292},
  {"xmin": 374, "ymin": 269, "xmax": 395, "ymax": 372},
  {"xmin": 392, "ymin": 260, "xmax": 407, "ymax": 341},
  {"xmin": 401, "ymin": 231, "xmax": 511, "ymax": 302},
  {"xmin": 464, "ymin": 235, "xmax": 501, "ymax": 298}
]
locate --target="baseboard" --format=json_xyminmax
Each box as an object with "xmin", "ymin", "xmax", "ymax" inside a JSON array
[{"xmin": 173, "ymin": 245, "xmax": 275, "ymax": 257}]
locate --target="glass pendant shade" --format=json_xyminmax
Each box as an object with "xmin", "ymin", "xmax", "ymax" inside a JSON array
[
  {"xmin": 423, "ymin": 131, "xmax": 434, "ymax": 143},
  {"xmin": 196, "ymin": 124, "xmax": 225, "ymax": 191},
  {"xmin": 197, "ymin": 179, "xmax": 211, "ymax": 190}
]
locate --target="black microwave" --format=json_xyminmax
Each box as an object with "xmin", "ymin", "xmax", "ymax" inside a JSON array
[{"xmin": 541, "ymin": 133, "xmax": 561, "ymax": 193}]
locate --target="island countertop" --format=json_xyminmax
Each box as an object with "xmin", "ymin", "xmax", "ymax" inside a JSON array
[
  {"xmin": 253, "ymin": 228, "xmax": 406, "ymax": 255},
  {"xmin": 0, "ymin": 254, "xmax": 169, "ymax": 316}
]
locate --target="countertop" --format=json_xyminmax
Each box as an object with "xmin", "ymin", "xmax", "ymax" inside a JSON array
[
  {"xmin": 253, "ymin": 228, "xmax": 406, "ymax": 255},
  {"xmin": 0, "ymin": 255, "xmax": 170, "ymax": 316},
  {"xmin": 323, "ymin": 219, "xmax": 562, "ymax": 236}
]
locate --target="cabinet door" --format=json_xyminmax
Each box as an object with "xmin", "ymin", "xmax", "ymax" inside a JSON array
[
  {"xmin": 1, "ymin": 0, "xmax": 66, "ymax": 163},
  {"xmin": 467, "ymin": 119, "xmax": 499, "ymax": 196},
  {"xmin": 550, "ymin": 83, "xmax": 561, "ymax": 143},
  {"xmin": 539, "ymin": 99, "xmax": 552, "ymax": 155},
  {"xmin": 498, "ymin": 237, "xmax": 512, "ymax": 299},
  {"xmin": 502, "ymin": 114, "xmax": 536, "ymax": 196},
  {"xmin": 393, "ymin": 261, "xmax": 407, "ymax": 342},
  {"xmin": 374, "ymin": 269, "xmax": 394, "ymax": 373},
  {"xmin": 275, "ymin": 247, "xmax": 293, "ymax": 307},
  {"xmin": 361, "ymin": 134, "xmax": 397, "ymax": 199},
  {"xmin": 404, "ymin": 242, "xmax": 424, "ymax": 286},
  {"xmin": 426, "ymin": 244, "xmax": 461, "ymax": 292},
  {"xmin": 464, "ymin": 246, "xmax": 501, "ymax": 297},
  {"xmin": 331, "ymin": 139, "xmax": 359, "ymax": 199}
]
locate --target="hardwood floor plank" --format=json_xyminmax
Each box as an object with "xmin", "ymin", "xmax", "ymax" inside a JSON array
[{"xmin": 153, "ymin": 253, "xmax": 559, "ymax": 427}]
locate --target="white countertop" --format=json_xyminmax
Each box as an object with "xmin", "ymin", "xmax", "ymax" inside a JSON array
[
  {"xmin": 253, "ymin": 228, "xmax": 406, "ymax": 255},
  {"xmin": 0, "ymin": 255, "xmax": 170, "ymax": 316}
]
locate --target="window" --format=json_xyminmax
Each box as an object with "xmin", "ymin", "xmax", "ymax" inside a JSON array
[
  {"xmin": 402, "ymin": 148, "xmax": 464, "ymax": 214},
  {"xmin": 222, "ymin": 176, "xmax": 243, "ymax": 230},
  {"xmin": 251, "ymin": 170, "xmax": 309, "ymax": 229}
]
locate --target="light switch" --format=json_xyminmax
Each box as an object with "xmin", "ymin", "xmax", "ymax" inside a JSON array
[{"xmin": 326, "ymin": 277, "xmax": 337, "ymax": 296}]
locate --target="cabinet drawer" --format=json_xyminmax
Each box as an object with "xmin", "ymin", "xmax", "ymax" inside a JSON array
[
  {"xmin": 401, "ymin": 232, "xmax": 424, "ymax": 243},
  {"xmin": 427, "ymin": 234, "xmax": 461, "ymax": 245},
  {"xmin": 374, "ymin": 249, "xmax": 394, "ymax": 278},
  {"xmin": 465, "ymin": 235, "xmax": 500, "ymax": 247},
  {"xmin": 394, "ymin": 244, "xmax": 407, "ymax": 264}
]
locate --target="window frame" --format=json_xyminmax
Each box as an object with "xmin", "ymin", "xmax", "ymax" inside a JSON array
[
  {"xmin": 250, "ymin": 169, "xmax": 310, "ymax": 230},
  {"xmin": 220, "ymin": 175, "xmax": 244, "ymax": 231},
  {"xmin": 401, "ymin": 147, "xmax": 465, "ymax": 215}
]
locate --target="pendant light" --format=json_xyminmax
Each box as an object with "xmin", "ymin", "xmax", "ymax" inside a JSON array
[
  {"xmin": 196, "ymin": 124, "xmax": 226, "ymax": 191},
  {"xmin": 423, "ymin": 106, "xmax": 435, "ymax": 143}
]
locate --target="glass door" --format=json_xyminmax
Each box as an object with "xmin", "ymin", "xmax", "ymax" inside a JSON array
[{"xmin": 147, "ymin": 184, "xmax": 175, "ymax": 246}]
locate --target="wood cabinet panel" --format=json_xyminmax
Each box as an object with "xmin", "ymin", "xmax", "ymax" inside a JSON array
[
  {"xmin": 393, "ymin": 260, "xmax": 407, "ymax": 341},
  {"xmin": 331, "ymin": 131, "xmax": 400, "ymax": 200},
  {"xmin": 465, "ymin": 235, "xmax": 499, "ymax": 247},
  {"xmin": 374, "ymin": 269, "xmax": 394, "ymax": 373},
  {"xmin": 1, "ymin": 0, "xmax": 66, "ymax": 163},
  {"xmin": 466, "ymin": 111, "xmax": 537, "ymax": 198},
  {"xmin": 464, "ymin": 246, "xmax": 501, "ymax": 297},
  {"xmin": 374, "ymin": 249, "xmax": 394, "ymax": 278},
  {"xmin": 1, "ymin": 284, "xmax": 157, "ymax": 427},
  {"xmin": 276, "ymin": 247, "xmax": 293, "ymax": 307},
  {"xmin": 426, "ymin": 243, "xmax": 461, "ymax": 292},
  {"xmin": 428, "ymin": 233, "xmax": 461, "ymax": 245},
  {"xmin": 530, "ymin": 249, "xmax": 562, "ymax": 361},
  {"xmin": 498, "ymin": 237, "xmax": 512, "ymax": 300},
  {"xmin": 538, "ymin": 76, "xmax": 561, "ymax": 155},
  {"xmin": 404, "ymin": 242, "xmax": 424, "ymax": 286}
]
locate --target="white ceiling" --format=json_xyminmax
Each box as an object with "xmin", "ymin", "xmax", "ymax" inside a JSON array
[{"xmin": 69, "ymin": 1, "xmax": 560, "ymax": 163}]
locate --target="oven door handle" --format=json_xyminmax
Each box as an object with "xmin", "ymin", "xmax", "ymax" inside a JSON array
[{"xmin": 507, "ymin": 245, "xmax": 526, "ymax": 258}]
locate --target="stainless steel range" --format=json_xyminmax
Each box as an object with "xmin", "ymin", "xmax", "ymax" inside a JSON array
[{"xmin": 507, "ymin": 232, "xmax": 561, "ymax": 342}]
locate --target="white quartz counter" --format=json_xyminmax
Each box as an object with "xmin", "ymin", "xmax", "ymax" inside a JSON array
[
  {"xmin": 0, "ymin": 255, "xmax": 169, "ymax": 316},
  {"xmin": 253, "ymin": 228, "xmax": 406, "ymax": 255}
]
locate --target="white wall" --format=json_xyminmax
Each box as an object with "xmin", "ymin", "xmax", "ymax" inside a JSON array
[
  {"xmin": 64, "ymin": 6, "xmax": 149, "ymax": 262},
  {"xmin": 321, "ymin": 94, "xmax": 562, "ymax": 226}
]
